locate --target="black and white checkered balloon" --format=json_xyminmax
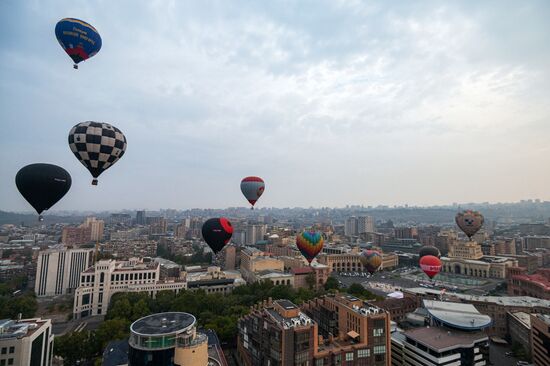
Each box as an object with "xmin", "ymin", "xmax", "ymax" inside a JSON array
[{"xmin": 68, "ymin": 121, "xmax": 127, "ymax": 185}]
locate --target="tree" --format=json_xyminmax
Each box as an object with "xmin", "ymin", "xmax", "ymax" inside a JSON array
[
  {"xmin": 305, "ymin": 273, "xmax": 316, "ymax": 289},
  {"xmin": 132, "ymin": 299, "xmax": 150, "ymax": 321},
  {"xmin": 95, "ymin": 319, "xmax": 130, "ymax": 349},
  {"xmin": 324, "ymin": 277, "xmax": 339, "ymax": 291}
]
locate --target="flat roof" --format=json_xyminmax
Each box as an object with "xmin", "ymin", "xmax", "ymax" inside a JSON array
[
  {"xmin": 276, "ymin": 299, "xmax": 298, "ymax": 310},
  {"xmin": 509, "ymin": 312, "xmax": 531, "ymax": 327},
  {"xmin": 130, "ymin": 312, "xmax": 195, "ymax": 336},
  {"xmin": 423, "ymin": 300, "xmax": 492, "ymax": 330},
  {"xmin": 404, "ymin": 327, "xmax": 488, "ymax": 352}
]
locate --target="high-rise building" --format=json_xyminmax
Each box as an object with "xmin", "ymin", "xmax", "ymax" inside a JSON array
[
  {"xmin": 523, "ymin": 236, "xmax": 550, "ymax": 251},
  {"xmin": 245, "ymin": 224, "xmax": 266, "ymax": 245},
  {"xmin": 223, "ymin": 244, "xmax": 236, "ymax": 270},
  {"xmin": 0, "ymin": 318, "xmax": 53, "ymax": 366},
  {"xmin": 35, "ymin": 246, "xmax": 93, "ymax": 296},
  {"xmin": 238, "ymin": 295, "xmax": 392, "ymax": 365},
  {"xmin": 135, "ymin": 210, "xmax": 146, "ymax": 225},
  {"xmin": 394, "ymin": 227, "xmax": 417, "ymax": 239},
  {"xmin": 61, "ymin": 226, "xmax": 92, "ymax": 246},
  {"xmin": 148, "ymin": 217, "xmax": 167, "ymax": 235},
  {"xmin": 531, "ymin": 314, "xmax": 550, "ymax": 366},
  {"xmin": 357, "ymin": 216, "xmax": 375, "ymax": 233},
  {"xmin": 344, "ymin": 216, "xmax": 358, "ymax": 236},
  {"xmin": 82, "ymin": 217, "xmax": 104, "ymax": 241}
]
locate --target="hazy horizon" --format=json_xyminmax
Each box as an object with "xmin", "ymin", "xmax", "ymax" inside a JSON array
[{"xmin": 2, "ymin": 1, "xmax": 550, "ymax": 211}]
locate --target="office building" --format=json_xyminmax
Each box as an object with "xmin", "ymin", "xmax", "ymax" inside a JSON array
[
  {"xmin": 245, "ymin": 224, "xmax": 267, "ymax": 245},
  {"xmin": 108, "ymin": 213, "xmax": 132, "ymax": 225},
  {"xmin": 73, "ymin": 258, "xmax": 187, "ymax": 319},
  {"xmin": 129, "ymin": 312, "xmax": 227, "ymax": 366},
  {"xmin": 508, "ymin": 268, "xmax": 550, "ymax": 300},
  {"xmin": 102, "ymin": 240, "xmax": 157, "ymax": 259},
  {"xmin": 507, "ymin": 312, "xmax": 532, "ymax": 359},
  {"xmin": 344, "ymin": 216, "xmax": 358, "ymax": 236},
  {"xmin": 523, "ymin": 236, "xmax": 550, "ymax": 251},
  {"xmin": 82, "ymin": 217, "xmax": 104, "ymax": 241},
  {"xmin": 403, "ymin": 287, "xmax": 550, "ymax": 337},
  {"xmin": 35, "ymin": 246, "xmax": 93, "ymax": 297},
  {"xmin": 358, "ymin": 216, "xmax": 375, "ymax": 234},
  {"xmin": 318, "ymin": 251, "xmax": 398, "ymax": 273},
  {"xmin": 61, "ymin": 226, "xmax": 92, "ymax": 246},
  {"xmin": 0, "ymin": 318, "xmax": 53, "ymax": 366},
  {"xmin": 531, "ymin": 314, "xmax": 550, "ymax": 366},
  {"xmin": 135, "ymin": 210, "xmax": 146, "ymax": 225},
  {"xmin": 222, "ymin": 244, "xmax": 236, "ymax": 270},
  {"xmin": 394, "ymin": 227, "xmax": 417, "ymax": 239}
]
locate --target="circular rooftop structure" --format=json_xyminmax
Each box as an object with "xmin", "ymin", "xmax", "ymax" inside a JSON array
[
  {"xmin": 130, "ymin": 312, "xmax": 197, "ymax": 352},
  {"xmin": 423, "ymin": 300, "xmax": 492, "ymax": 330}
]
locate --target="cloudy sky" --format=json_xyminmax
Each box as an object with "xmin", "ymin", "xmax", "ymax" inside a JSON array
[{"xmin": 1, "ymin": 0, "xmax": 549, "ymax": 211}]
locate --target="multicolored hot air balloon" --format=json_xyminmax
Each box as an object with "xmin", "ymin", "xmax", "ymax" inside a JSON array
[
  {"xmin": 418, "ymin": 246, "xmax": 440, "ymax": 260},
  {"xmin": 455, "ymin": 210, "xmax": 484, "ymax": 239},
  {"xmin": 15, "ymin": 164, "xmax": 72, "ymax": 221},
  {"xmin": 419, "ymin": 255, "xmax": 442, "ymax": 279},
  {"xmin": 296, "ymin": 231, "xmax": 324, "ymax": 264},
  {"xmin": 360, "ymin": 250, "xmax": 382, "ymax": 274},
  {"xmin": 240, "ymin": 176, "xmax": 265, "ymax": 209},
  {"xmin": 55, "ymin": 18, "xmax": 102, "ymax": 69},
  {"xmin": 68, "ymin": 122, "xmax": 127, "ymax": 185},
  {"xmin": 201, "ymin": 218, "xmax": 233, "ymax": 254}
]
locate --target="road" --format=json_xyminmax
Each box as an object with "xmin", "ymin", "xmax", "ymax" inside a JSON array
[{"xmin": 52, "ymin": 315, "xmax": 105, "ymax": 336}]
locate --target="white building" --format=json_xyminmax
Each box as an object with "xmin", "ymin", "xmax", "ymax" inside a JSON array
[
  {"xmin": 344, "ymin": 216, "xmax": 358, "ymax": 236},
  {"xmin": 246, "ymin": 224, "xmax": 267, "ymax": 245},
  {"xmin": 35, "ymin": 246, "xmax": 93, "ymax": 297},
  {"xmin": 73, "ymin": 258, "xmax": 187, "ymax": 319},
  {"xmin": 0, "ymin": 318, "xmax": 53, "ymax": 366}
]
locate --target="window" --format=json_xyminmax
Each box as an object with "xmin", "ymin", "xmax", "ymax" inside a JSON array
[
  {"xmin": 373, "ymin": 345, "xmax": 386, "ymax": 354},
  {"xmin": 1, "ymin": 347, "xmax": 6, "ymax": 354},
  {"xmin": 7, "ymin": 359, "xmax": 13, "ymax": 365},
  {"xmin": 1, "ymin": 359, "xmax": 5, "ymax": 366},
  {"xmin": 8, "ymin": 347, "xmax": 14, "ymax": 354},
  {"xmin": 315, "ymin": 359, "xmax": 324, "ymax": 366},
  {"xmin": 357, "ymin": 349, "xmax": 370, "ymax": 358},
  {"xmin": 345, "ymin": 352, "xmax": 354, "ymax": 361},
  {"xmin": 373, "ymin": 328, "xmax": 384, "ymax": 337}
]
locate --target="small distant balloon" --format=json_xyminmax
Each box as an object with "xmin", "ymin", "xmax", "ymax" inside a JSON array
[
  {"xmin": 55, "ymin": 18, "xmax": 102, "ymax": 69},
  {"xmin": 15, "ymin": 164, "xmax": 72, "ymax": 221},
  {"xmin": 418, "ymin": 246, "xmax": 440, "ymax": 260},
  {"xmin": 201, "ymin": 218, "xmax": 233, "ymax": 254},
  {"xmin": 419, "ymin": 255, "xmax": 442, "ymax": 279},
  {"xmin": 296, "ymin": 231, "xmax": 324, "ymax": 264},
  {"xmin": 455, "ymin": 210, "xmax": 484, "ymax": 239},
  {"xmin": 360, "ymin": 250, "xmax": 382, "ymax": 274},
  {"xmin": 240, "ymin": 176, "xmax": 265, "ymax": 209},
  {"xmin": 68, "ymin": 122, "xmax": 127, "ymax": 185}
]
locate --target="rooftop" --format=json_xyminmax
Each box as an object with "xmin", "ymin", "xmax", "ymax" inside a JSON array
[
  {"xmin": 404, "ymin": 326, "xmax": 488, "ymax": 351},
  {"xmin": 0, "ymin": 318, "xmax": 48, "ymax": 340},
  {"xmin": 512, "ymin": 273, "xmax": 550, "ymax": 290},
  {"xmin": 404, "ymin": 287, "xmax": 550, "ymax": 308},
  {"xmin": 130, "ymin": 312, "xmax": 195, "ymax": 336},
  {"xmin": 509, "ymin": 312, "xmax": 532, "ymax": 327},
  {"xmin": 423, "ymin": 300, "xmax": 492, "ymax": 330}
]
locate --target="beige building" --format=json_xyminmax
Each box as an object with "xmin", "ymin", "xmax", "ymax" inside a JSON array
[
  {"xmin": 531, "ymin": 314, "xmax": 550, "ymax": 366},
  {"xmin": 73, "ymin": 258, "xmax": 187, "ymax": 319},
  {"xmin": 240, "ymin": 247, "xmax": 284, "ymax": 282},
  {"xmin": 82, "ymin": 217, "xmax": 104, "ymax": 241},
  {"xmin": 0, "ymin": 318, "xmax": 53, "ymax": 366},
  {"xmin": 318, "ymin": 251, "xmax": 398, "ymax": 273}
]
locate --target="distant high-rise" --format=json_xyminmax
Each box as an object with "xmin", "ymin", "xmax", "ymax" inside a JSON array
[
  {"xmin": 82, "ymin": 217, "xmax": 104, "ymax": 241},
  {"xmin": 35, "ymin": 246, "xmax": 93, "ymax": 296},
  {"xmin": 344, "ymin": 216, "xmax": 358, "ymax": 236},
  {"xmin": 136, "ymin": 210, "xmax": 146, "ymax": 225},
  {"xmin": 357, "ymin": 216, "xmax": 375, "ymax": 233},
  {"xmin": 245, "ymin": 224, "xmax": 266, "ymax": 245},
  {"xmin": 61, "ymin": 226, "xmax": 92, "ymax": 246}
]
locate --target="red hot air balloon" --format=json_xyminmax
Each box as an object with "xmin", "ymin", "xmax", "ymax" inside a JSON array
[
  {"xmin": 240, "ymin": 176, "xmax": 265, "ymax": 209},
  {"xmin": 419, "ymin": 255, "xmax": 442, "ymax": 279}
]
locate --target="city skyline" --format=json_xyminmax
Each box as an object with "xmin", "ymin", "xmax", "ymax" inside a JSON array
[{"xmin": 2, "ymin": 1, "xmax": 550, "ymax": 211}]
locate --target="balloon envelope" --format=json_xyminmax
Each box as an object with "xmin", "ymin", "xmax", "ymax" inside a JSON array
[
  {"xmin": 240, "ymin": 176, "xmax": 265, "ymax": 208},
  {"xmin": 15, "ymin": 163, "xmax": 71, "ymax": 217},
  {"xmin": 419, "ymin": 246, "xmax": 440, "ymax": 260},
  {"xmin": 201, "ymin": 218, "xmax": 233, "ymax": 254},
  {"xmin": 455, "ymin": 210, "xmax": 484, "ymax": 239},
  {"xmin": 419, "ymin": 255, "xmax": 442, "ymax": 279},
  {"xmin": 360, "ymin": 250, "xmax": 382, "ymax": 274},
  {"xmin": 55, "ymin": 18, "xmax": 102, "ymax": 67},
  {"xmin": 296, "ymin": 231, "xmax": 324, "ymax": 263},
  {"xmin": 68, "ymin": 121, "xmax": 127, "ymax": 185}
]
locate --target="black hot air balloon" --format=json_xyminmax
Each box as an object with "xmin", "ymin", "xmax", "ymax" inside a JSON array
[
  {"xmin": 201, "ymin": 218, "xmax": 233, "ymax": 253},
  {"xmin": 418, "ymin": 246, "xmax": 440, "ymax": 260},
  {"xmin": 15, "ymin": 164, "xmax": 72, "ymax": 221},
  {"xmin": 68, "ymin": 121, "xmax": 127, "ymax": 185}
]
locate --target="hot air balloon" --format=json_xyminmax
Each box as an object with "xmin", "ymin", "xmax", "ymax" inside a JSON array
[
  {"xmin": 360, "ymin": 250, "xmax": 382, "ymax": 274},
  {"xmin": 55, "ymin": 18, "xmax": 102, "ymax": 69},
  {"xmin": 15, "ymin": 164, "xmax": 72, "ymax": 221},
  {"xmin": 455, "ymin": 210, "xmax": 484, "ymax": 239},
  {"xmin": 240, "ymin": 176, "xmax": 265, "ymax": 209},
  {"xmin": 296, "ymin": 231, "xmax": 324, "ymax": 264},
  {"xmin": 68, "ymin": 122, "xmax": 127, "ymax": 185},
  {"xmin": 201, "ymin": 218, "xmax": 233, "ymax": 254},
  {"xmin": 418, "ymin": 246, "xmax": 440, "ymax": 260},
  {"xmin": 419, "ymin": 255, "xmax": 442, "ymax": 279}
]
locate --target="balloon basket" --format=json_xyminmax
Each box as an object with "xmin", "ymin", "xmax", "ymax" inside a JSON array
[
  {"xmin": 38, "ymin": 215, "xmax": 44, "ymax": 222},
  {"xmin": 92, "ymin": 179, "xmax": 98, "ymax": 186},
  {"xmin": 73, "ymin": 64, "xmax": 78, "ymax": 69}
]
